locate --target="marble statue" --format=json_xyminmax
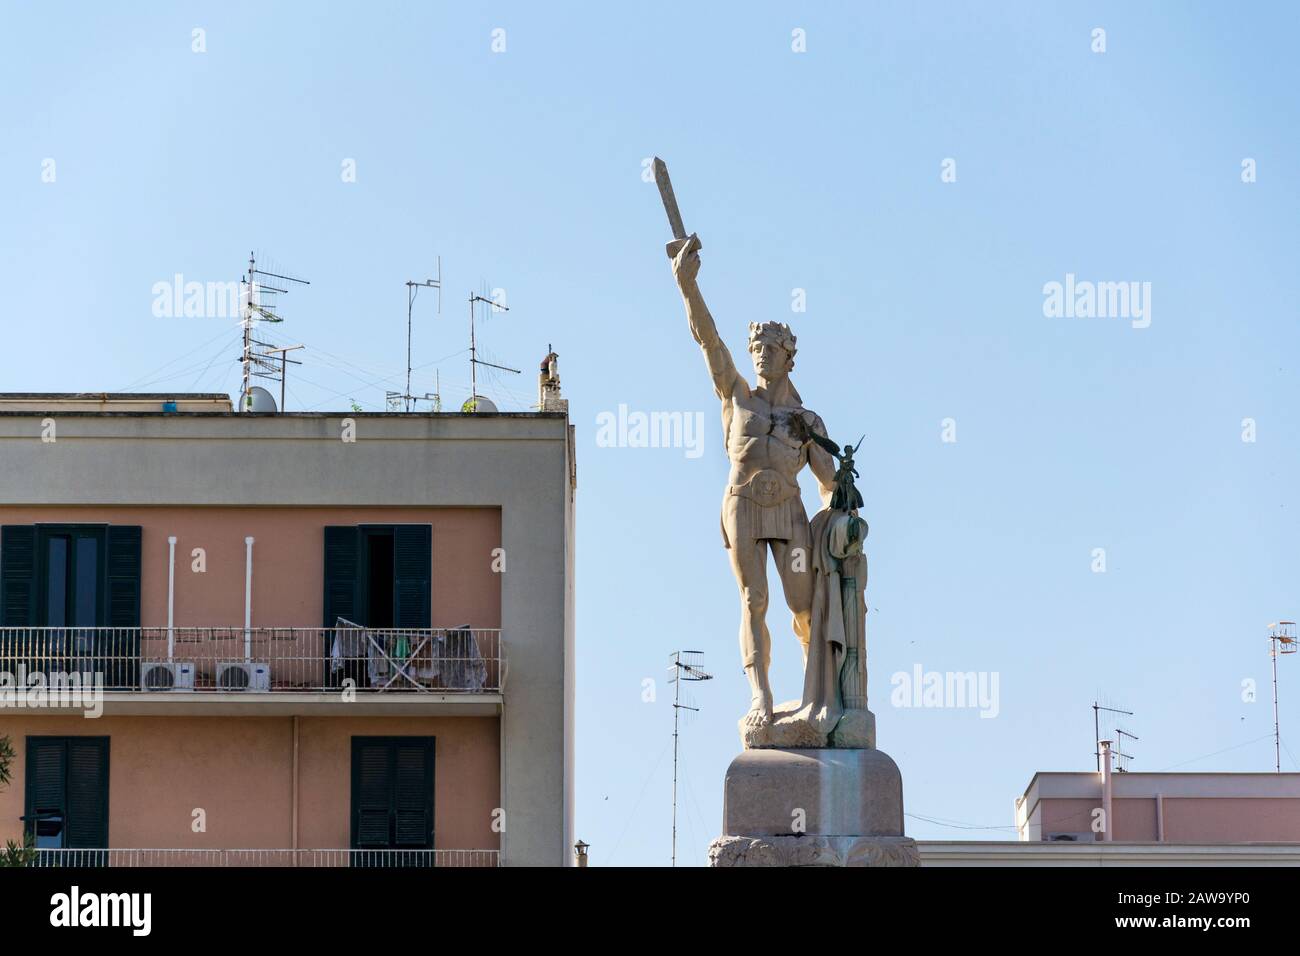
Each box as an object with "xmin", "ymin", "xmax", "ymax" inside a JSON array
[
  {"xmin": 657, "ymin": 159, "xmax": 874, "ymax": 751},
  {"xmin": 655, "ymin": 157, "xmax": 916, "ymax": 865}
]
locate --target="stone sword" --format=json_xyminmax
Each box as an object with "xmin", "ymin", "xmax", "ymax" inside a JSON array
[{"xmin": 652, "ymin": 157, "xmax": 701, "ymax": 258}]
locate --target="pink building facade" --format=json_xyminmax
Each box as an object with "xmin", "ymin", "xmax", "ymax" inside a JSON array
[
  {"xmin": 0, "ymin": 395, "xmax": 576, "ymax": 866},
  {"xmin": 1016, "ymin": 771, "xmax": 1300, "ymax": 843}
]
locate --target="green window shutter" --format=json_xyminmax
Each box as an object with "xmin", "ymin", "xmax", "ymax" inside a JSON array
[
  {"xmin": 393, "ymin": 739, "xmax": 434, "ymax": 847},
  {"xmin": 24, "ymin": 737, "xmax": 109, "ymax": 849},
  {"xmin": 25, "ymin": 737, "xmax": 67, "ymax": 824},
  {"xmin": 351, "ymin": 737, "xmax": 435, "ymax": 851},
  {"xmin": 352, "ymin": 739, "xmax": 394, "ymax": 848},
  {"xmin": 1, "ymin": 525, "xmax": 37, "ymax": 627},
  {"xmin": 392, "ymin": 525, "xmax": 431, "ymax": 629},
  {"xmin": 102, "ymin": 527, "xmax": 141, "ymax": 690},
  {"xmin": 323, "ymin": 527, "xmax": 361, "ymax": 627},
  {"xmin": 64, "ymin": 738, "xmax": 109, "ymax": 848},
  {"xmin": 103, "ymin": 526, "xmax": 142, "ymax": 628}
]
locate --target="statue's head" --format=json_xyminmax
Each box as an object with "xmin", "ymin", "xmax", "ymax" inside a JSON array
[{"xmin": 748, "ymin": 321, "xmax": 796, "ymax": 382}]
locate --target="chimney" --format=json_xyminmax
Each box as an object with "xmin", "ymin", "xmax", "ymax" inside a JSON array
[
  {"xmin": 1099, "ymin": 739, "xmax": 1114, "ymax": 842},
  {"xmin": 538, "ymin": 346, "xmax": 567, "ymax": 413}
]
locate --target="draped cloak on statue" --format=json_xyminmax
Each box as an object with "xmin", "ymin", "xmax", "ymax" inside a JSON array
[{"xmin": 790, "ymin": 507, "xmax": 869, "ymax": 740}]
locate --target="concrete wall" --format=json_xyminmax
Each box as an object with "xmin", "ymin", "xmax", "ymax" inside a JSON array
[
  {"xmin": 0, "ymin": 715, "xmax": 499, "ymax": 850},
  {"xmin": 0, "ymin": 412, "xmax": 573, "ymax": 865}
]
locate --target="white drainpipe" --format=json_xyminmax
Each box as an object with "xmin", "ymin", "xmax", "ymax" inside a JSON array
[
  {"xmin": 167, "ymin": 536, "xmax": 177, "ymax": 659},
  {"xmin": 1100, "ymin": 739, "xmax": 1114, "ymax": 842},
  {"xmin": 1156, "ymin": 792, "xmax": 1165, "ymax": 842},
  {"xmin": 244, "ymin": 537, "xmax": 254, "ymax": 662}
]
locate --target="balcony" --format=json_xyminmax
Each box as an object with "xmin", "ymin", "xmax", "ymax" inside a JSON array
[
  {"xmin": 28, "ymin": 848, "xmax": 499, "ymax": 867},
  {"xmin": 0, "ymin": 627, "xmax": 504, "ymax": 715}
]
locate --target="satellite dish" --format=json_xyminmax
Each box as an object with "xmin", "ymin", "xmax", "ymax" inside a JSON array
[
  {"xmin": 240, "ymin": 386, "xmax": 278, "ymax": 413},
  {"xmin": 461, "ymin": 395, "xmax": 498, "ymax": 413}
]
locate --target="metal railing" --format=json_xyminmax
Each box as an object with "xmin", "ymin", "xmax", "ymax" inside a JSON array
[
  {"xmin": 0, "ymin": 627, "xmax": 502, "ymax": 693},
  {"xmin": 30, "ymin": 848, "xmax": 499, "ymax": 867}
]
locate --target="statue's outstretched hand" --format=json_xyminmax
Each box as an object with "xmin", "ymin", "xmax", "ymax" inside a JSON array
[{"xmin": 670, "ymin": 234, "xmax": 702, "ymax": 290}]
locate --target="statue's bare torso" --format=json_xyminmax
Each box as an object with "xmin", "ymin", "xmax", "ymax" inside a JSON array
[{"xmin": 726, "ymin": 389, "xmax": 809, "ymax": 488}]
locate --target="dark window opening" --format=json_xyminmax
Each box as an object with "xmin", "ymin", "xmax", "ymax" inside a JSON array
[{"xmin": 365, "ymin": 532, "xmax": 395, "ymax": 629}]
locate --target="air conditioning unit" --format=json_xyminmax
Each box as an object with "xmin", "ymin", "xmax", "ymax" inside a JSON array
[
  {"xmin": 216, "ymin": 662, "xmax": 271, "ymax": 692},
  {"xmin": 140, "ymin": 662, "xmax": 196, "ymax": 691},
  {"xmin": 1046, "ymin": 832, "xmax": 1097, "ymax": 843}
]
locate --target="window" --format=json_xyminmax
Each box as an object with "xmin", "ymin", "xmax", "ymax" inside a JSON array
[
  {"xmin": 23, "ymin": 737, "xmax": 110, "ymax": 850},
  {"xmin": 1, "ymin": 525, "xmax": 141, "ymax": 687},
  {"xmin": 1, "ymin": 525, "xmax": 141, "ymax": 629},
  {"xmin": 351, "ymin": 737, "xmax": 435, "ymax": 865},
  {"xmin": 41, "ymin": 527, "xmax": 103, "ymax": 631},
  {"xmin": 323, "ymin": 525, "xmax": 431, "ymax": 630}
]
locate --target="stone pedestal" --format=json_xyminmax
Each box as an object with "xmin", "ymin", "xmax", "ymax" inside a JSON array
[{"xmin": 708, "ymin": 747, "xmax": 920, "ymax": 867}]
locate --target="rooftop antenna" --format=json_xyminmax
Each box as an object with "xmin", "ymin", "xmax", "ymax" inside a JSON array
[
  {"xmin": 467, "ymin": 290, "xmax": 520, "ymax": 411},
  {"xmin": 1093, "ymin": 700, "xmax": 1132, "ymax": 771},
  {"xmin": 258, "ymin": 344, "xmax": 304, "ymax": 410},
  {"xmin": 1114, "ymin": 727, "xmax": 1139, "ymax": 773},
  {"xmin": 1268, "ymin": 622, "xmax": 1297, "ymax": 773},
  {"xmin": 241, "ymin": 252, "xmax": 309, "ymax": 411},
  {"xmin": 403, "ymin": 260, "xmax": 442, "ymax": 412},
  {"xmin": 669, "ymin": 650, "xmax": 712, "ymax": 867}
]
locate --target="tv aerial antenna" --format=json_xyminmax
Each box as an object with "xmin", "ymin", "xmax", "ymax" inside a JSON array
[
  {"xmin": 466, "ymin": 290, "xmax": 520, "ymax": 411},
  {"xmin": 1268, "ymin": 622, "xmax": 1297, "ymax": 773},
  {"xmin": 1092, "ymin": 700, "xmax": 1133, "ymax": 772},
  {"xmin": 240, "ymin": 252, "xmax": 309, "ymax": 411},
  {"xmin": 669, "ymin": 650, "xmax": 712, "ymax": 867},
  {"xmin": 400, "ymin": 259, "xmax": 442, "ymax": 412},
  {"xmin": 1114, "ymin": 727, "xmax": 1138, "ymax": 773}
]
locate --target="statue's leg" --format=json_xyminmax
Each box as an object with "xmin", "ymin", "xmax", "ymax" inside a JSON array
[
  {"xmin": 771, "ymin": 523, "xmax": 813, "ymax": 665},
  {"xmin": 727, "ymin": 535, "xmax": 773, "ymax": 727}
]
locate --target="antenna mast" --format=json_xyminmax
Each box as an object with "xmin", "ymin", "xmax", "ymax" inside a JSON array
[
  {"xmin": 241, "ymin": 252, "xmax": 309, "ymax": 411},
  {"xmin": 1092, "ymin": 700, "xmax": 1132, "ymax": 771},
  {"xmin": 466, "ymin": 292, "xmax": 520, "ymax": 410},
  {"xmin": 403, "ymin": 259, "xmax": 442, "ymax": 412},
  {"xmin": 1269, "ymin": 622, "xmax": 1297, "ymax": 773},
  {"xmin": 669, "ymin": 650, "xmax": 712, "ymax": 867}
]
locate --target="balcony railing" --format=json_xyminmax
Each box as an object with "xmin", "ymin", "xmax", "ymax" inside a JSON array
[
  {"xmin": 29, "ymin": 848, "xmax": 499, "ymax": 867},
  {"xmin": 0, "ymin": 626, "xmax": 503, "ymax": 693}
]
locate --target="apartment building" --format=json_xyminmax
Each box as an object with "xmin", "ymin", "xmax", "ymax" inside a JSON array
[
  {"xmin": 917, "ymin": 769, "xmax": 1300, "ymax": 866},
  {"xmin": 0, "ymin": 393, "xmax": 576, "ymax": 866}
]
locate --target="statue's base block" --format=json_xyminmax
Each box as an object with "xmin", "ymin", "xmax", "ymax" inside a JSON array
[
  {"xmin": 708, "ymin": 834, "xmax": 919, "ymax": 867},
  {"xmin": 708, "ymin": 747, "xmax": 919, "ymax": 867},
  {"xmin": 741, "ymin": 701, "xmax": 876, "ymax": 750}
]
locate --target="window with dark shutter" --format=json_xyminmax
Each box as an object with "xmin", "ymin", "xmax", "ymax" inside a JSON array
[
  {"xmin": 0, "ymin": 525, "xmax": 37, "ymax": 627},
  {"xmin": 102, "ymin": 526, "xmax": 141, "ymax": 689},
  {"xmin": 64, "ymin": 738, "xmax": 110, "ymax": 847},
  {"xmin": 350, "ymin": 737, "xmax": 435, "ymax": 860},
  {"xmin": 24, "ymin": 736, "xmax": 109, "ymax": 852},
  {"xmin": 353, "ymin": 740, "xmax": 392, "ymax": 847},
  {"xmin": 324, "ymin": 525, "xmax": 432, "ymax": 630},
  {"xmin": 392, "ymin": 525, "xmax": 432, "ymax": 629},
  {"xmin": 323, "ymin": 526, "xmax": 361, "ymax": 627},
  {"xmin": 3, "ymin": 525, "xmax": 141, "ymax": 684},
  {"xmin": 393, "ymin": 740, "xmax": 433, "ymax": 846},
  {"xmin": 104, "ymin": 526, "xmax": 141, "ymax": 628}
]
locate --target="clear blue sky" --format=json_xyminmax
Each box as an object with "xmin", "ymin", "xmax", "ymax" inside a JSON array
[{"xmin": 2, "ymin": 2, "xmax": 1298, "ymax": 864}]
